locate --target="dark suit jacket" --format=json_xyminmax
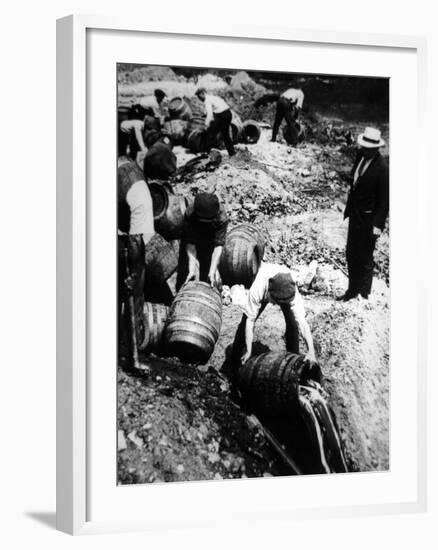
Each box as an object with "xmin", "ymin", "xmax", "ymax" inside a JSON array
[{"xmin": 344, "ymin": 151, "xmax": 389, "ymax": 231}]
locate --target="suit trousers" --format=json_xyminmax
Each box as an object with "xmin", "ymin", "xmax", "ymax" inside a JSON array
[{"xmin": 346, "ymin": 212, "xmax": 377, "ymax": 297}]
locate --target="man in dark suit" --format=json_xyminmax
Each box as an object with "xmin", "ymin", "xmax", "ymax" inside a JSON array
[{"xmin": 339, "ymin": 127, "xmax": 389, "ymax": 301}]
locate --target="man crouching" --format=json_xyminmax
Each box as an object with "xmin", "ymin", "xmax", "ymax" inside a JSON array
[{"xmin": 230, "ymin": 263, "xmax": 316, "ymax": 367}]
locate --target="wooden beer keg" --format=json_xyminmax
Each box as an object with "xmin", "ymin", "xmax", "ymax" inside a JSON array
[{"xmin": 164, "ymin": 282, "xmax": 222, "ymax": 364}]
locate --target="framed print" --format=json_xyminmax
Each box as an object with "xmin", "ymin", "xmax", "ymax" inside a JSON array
[{"xmin": 56, "ymin": 15, "xmax": 427, "ymax": 535}]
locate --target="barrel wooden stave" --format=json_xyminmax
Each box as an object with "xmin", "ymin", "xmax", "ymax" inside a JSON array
[
  {"xmin": 219, "ymin": 223, "xmax": 266, "ymax": 287},
  {"xmin": 187, "ymin": 129, "xmax": 207, "ymax": 153},
  {"xmin": 139, "ymin": 302, "xmax": 170, "ymax": 353},
  {"xmin": 144, "ymin": 232, "xmax": 178, "ymax": 281},
  {"xmin": 168, "ymin": 97, "xmax": 193, "ymax": 121},
  {"xmin": 148, "ymin": 182, "xmax": 189, "ymax": 240},
  {"xmin": 163, "ymin": 119, "xmax": 189, "ymax": 145},
  {"xmin": 237, "ymin": 352, "xmax": 301, "ymax": 419},
  {"xmin": 148, "ymin": 181, "xmax": 169, "ymax": 219},
  {"xmin": 237, "ymin": 352, "xmax": 323, "ymax": 419},
  {"xmin": 155, "ymin": 193, "xmax": 188, "ymax": 241},
  {"xmin": 241, "ymin": 120, "xmax": 261, "ymax": 144},
  {"xmin": 164, "ymin": 282, "xmax": 222, "ymax": 363}
]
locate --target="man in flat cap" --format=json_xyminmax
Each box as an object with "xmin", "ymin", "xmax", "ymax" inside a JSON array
[
  {"xmin": 138, "ymin": 88, "xmax": 168, "ymax": 126},
  {"xmin": 195, "ymin": 87, "xmax": 236, "ymax": 157},
  {"xmin": 230, "ymin": 262, "xmax": 316, "ymax": 366},
  {"xmin": 176, "ymin": 192, "xmax": 229, "ymax": 290},
  {"xmin": 339, "ymin": 126, "xmax": 389, "ymax": 301}
]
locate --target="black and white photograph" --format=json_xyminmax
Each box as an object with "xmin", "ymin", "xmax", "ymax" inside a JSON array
[{"xmin": 117, "ymin": 63, "xmax": 389, "ymax": 483}]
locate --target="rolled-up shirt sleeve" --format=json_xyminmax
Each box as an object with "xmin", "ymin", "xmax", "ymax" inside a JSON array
[
  {"xmin": 204, "ymin": 96, "xmax": 213, "ymax": 126},
  {"xmin": 241, "ymin": 274, "xmax": 266, "ymax": 320},
  {"xmin": 213, "ymin": 219, "xmax": 228, "ymax": 246},
  {"xmin": 290, "ymin": 289, "xmax": 306, "ymax": 324},
  {"xmin": 125, "ymin": 180, "xmax": 155, "ymax": 241}
]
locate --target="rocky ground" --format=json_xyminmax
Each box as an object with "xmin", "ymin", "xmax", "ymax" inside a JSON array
[{"xmin": 117, "ymin": 68, "xmax": 390, "ymax": 484}]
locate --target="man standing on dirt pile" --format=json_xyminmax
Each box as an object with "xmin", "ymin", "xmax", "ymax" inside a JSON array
[
  {"xmin": 230, "ymin": 263, "xmax": 316, "ymax": 366},
  {"xmin": 338, "ymin": 126, "xmax": 389, "ymax": 301},
  {"xmin": 176, "ymin": 192, "xmax": 229, "ymax": 290},
  {"xmin": 194, "ymin": 87, "xmax": 236, "ymax": 157}
]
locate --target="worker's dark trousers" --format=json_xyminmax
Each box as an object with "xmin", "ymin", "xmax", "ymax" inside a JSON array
[
  {"xmin": 118, "ymin": 235, "xmax": 146, "ymax": 358},
  {"xmin": 175, "ymin": 241, "xmax": 213, "ymax": 292},
  {"xmin": 346, "ymin": 213, "xmax": 377, "ymax": 298},
  {"xmin": 230, "ymin": 306, "xmax": 300, "ymax": 371},
  {"xmin": 272, "ymin": 97, "xmax": 297, "ymax": 141},
  {"xmin": 206, "ymin": 108, "xmax": 236, "ymax": 156},
  {"xmin": 118, "ymin": 130, "xmax": 140, "ymax": 160}
]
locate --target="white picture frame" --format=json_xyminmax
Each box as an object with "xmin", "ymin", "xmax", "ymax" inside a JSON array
[{"xmin": 56, "ymin": 14, "xmax": 428, "ymax": 535}]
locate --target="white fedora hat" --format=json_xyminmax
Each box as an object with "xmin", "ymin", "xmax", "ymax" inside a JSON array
[{"xmin": 357, "ymin": 126, "xmax": 385, "ymax": 148}]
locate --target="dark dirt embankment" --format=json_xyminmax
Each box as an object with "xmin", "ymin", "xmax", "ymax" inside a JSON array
[{"xmin": 118, "ymin": 357, "xmax": 287, "ymax": 484}]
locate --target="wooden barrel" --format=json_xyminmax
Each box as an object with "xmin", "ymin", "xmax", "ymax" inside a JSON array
[
  {"xmin": 241, "ymin": 120, "xmax": 261, "ymax": 144},
  {"xmin": 164, "ymin": 282, "xmax": 222, "ymax": 364},
  {"xmin": 187, "ymin": 129, "xmax": 207, "ymax": 153},
  {"xmin": 138, "ymin": 302, "xmax": 170, "ymax": 353},
  {"xmin": 283, "ymin": 122, "xmax": 303, "ymax": 146},
  {"xmin": 230, "ymin": 111, "xmax": 243, "ymax": 144},
  {"xmin": 155, "ymin": 192, "xmax": 189, "ymax": 241},
  {"xmin": 219, "ymin": 224, "xmax": 266, "ymax": 288},
  {"xmin": 236, "ymin": 352, "xmax": 322, "ymax": 418},
  {"xmin": 163, "ymin": 119, "xmax": 189, "ymax": 145},
  {"xmin": 144, "ymin": 233, "xmax": 178, "ymax": 281},
  {"xmin": 168, "ymin": 97, "xmax": 193, "ymax": 121},
  {"xmin": 147, "ymin": 181, "xmax": 169, "ymax": 219}
]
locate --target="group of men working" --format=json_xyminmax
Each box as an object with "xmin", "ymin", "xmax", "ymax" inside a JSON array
[
  {"xmin": 118, "ymin": 82, "xmax": 389, "ymax": 368},
  {"xmin": 119, "ymin": 87, "xmax": 237, "ymax": 163}
]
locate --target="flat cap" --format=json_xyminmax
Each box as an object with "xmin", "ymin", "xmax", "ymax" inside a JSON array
[
  {"xmin": 268, "ymin": 273, "xmax": 296, "ymax": 303},
  {"xmin": 194, "ymin": 192, "xmax": 220, "ymax": 221}
]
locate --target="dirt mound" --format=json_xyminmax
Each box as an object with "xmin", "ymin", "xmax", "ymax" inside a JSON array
[
  {"xmin": 118, "ymin": 358, "xmax": 286, "ymax": 484},
  {"xmin": 307, "ymin": 299, "xmax": 390, "ymax": 472},
  {"xmin": 195, "ymin": 73, "xmax": 228, "ymax": 90},
  {"xmin": 118, "ymin": 65, "xmax": 178, "ymax": 84}
]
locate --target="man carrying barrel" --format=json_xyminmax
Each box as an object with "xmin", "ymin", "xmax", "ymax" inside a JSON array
[
  {"xmin": 194, "ymin": 87, "xmax": 236, "ymax": 157},
  {"xmin": 230, "ymin": 262, "xmax": 316, "ymax": 366},
  {"xmin": 176, "ymin": 192, "xmax": 229, "ymax": 290}
]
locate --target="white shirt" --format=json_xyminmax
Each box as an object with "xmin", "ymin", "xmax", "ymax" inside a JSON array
[
  {"xmin": 120, "ymin": 119, "xmax": 146, "ymax": 151},
  {"xmin": 236, "ymin": 262, "xmax": 306, "ymax": 323},
  {"xmin": 118, "ymin": 158, "xmax": 154, "ymax": 242},
  {"xmin": 138, "ymin": 96, "xmax": 167, "ymax": 121},
  {"xmin": 204, "ymin": 94, "xmax": 230, "ymax": 125},
  {"xmin": 281, "ymin": 88, "xmax": 305, "ymax": 109},
  {"xmin": 353, "ymin": 157, "xmax": 373, "ymax": 184}
]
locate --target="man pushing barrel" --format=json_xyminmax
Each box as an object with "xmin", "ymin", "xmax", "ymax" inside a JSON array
[
  {"xmin": 176, "ymin": 192, "xmax": 229, "ymax": 290},
  {"xmin": 230, "ymin": 262, "xmax": 316, "ymax": 366}
]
